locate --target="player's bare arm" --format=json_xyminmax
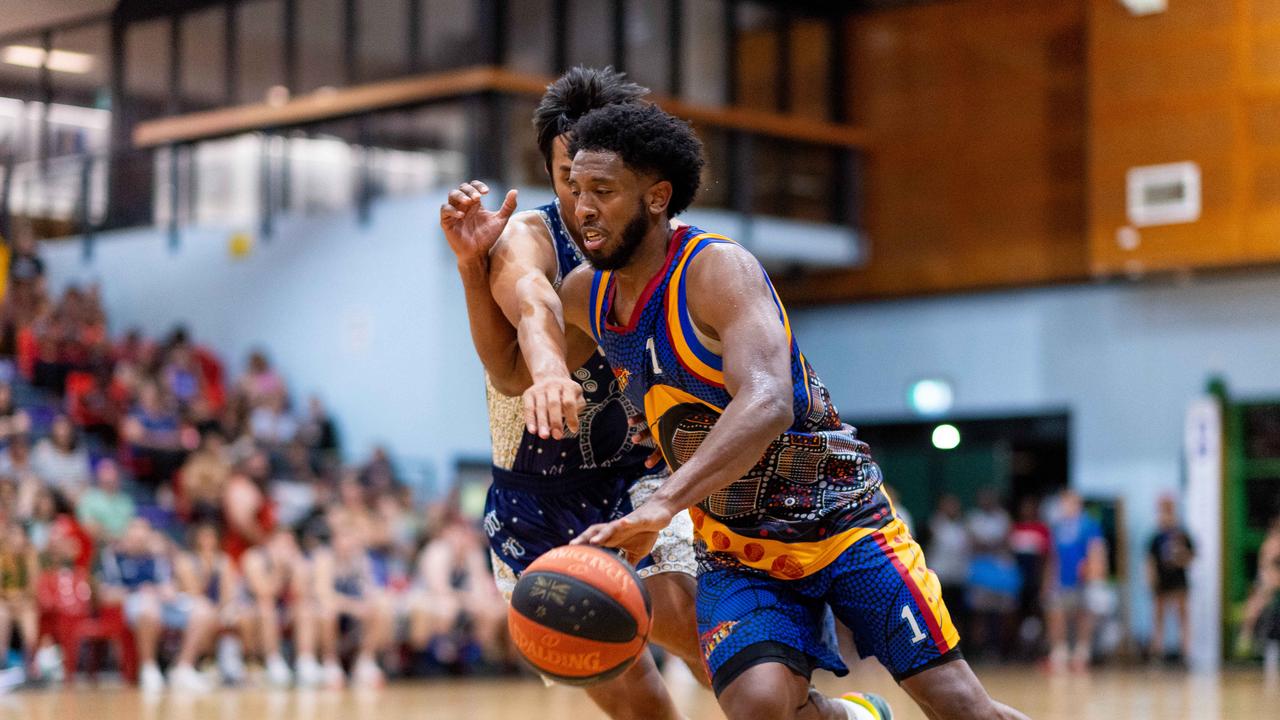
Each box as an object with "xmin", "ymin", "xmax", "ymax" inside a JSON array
[
  {"xmin": 573, "ymin": 243, "xmax": 795, "ymax": 560},
  {"xmin": 439, "ymin": 180, "xmax": 530, "ymax": 396},
  {"xmin": 518, "ymin": 263, "xmax": 598, "ymax": 441}
]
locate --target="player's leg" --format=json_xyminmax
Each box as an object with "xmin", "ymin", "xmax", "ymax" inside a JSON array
[
  {"xmin": 828, "ymin": 520, "xmax": 1028, "ymax": 720},
  {"xmin": 698, "ymin": 559, "xmax": 890, "ymax": 720},
  {"xmin": 629, "ymin": 474, "xmax": 708, "ymax": 684},
  {"xmin": 1174, "ymin": 590, "xmax": 1191, "ymax": 660},
  {"xmin": 643, "ymin": 570, "xmax": 709, "ymax": 685},
  {"xmin": 1071, "ymin": 604, "xmax": 1095, "ymax": 670},
  {"xmin": 1150, "ymin": 592, "xmax": 1167, "ymax": 658},
  {"xmin": 583, "ymin": 650, "xmax": 684, "ymax": 720},
  {"xmin": 898, "ymin": 661, "xmax": 1029, "ymax": 720}
]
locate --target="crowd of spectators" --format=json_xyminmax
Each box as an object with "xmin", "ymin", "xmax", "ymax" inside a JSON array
[
  {"xmin": 0, "ymin": 242, "xmax": 508, "ymax": 694},
  {"xmin": 921, "ymin": 487, "xmax": 1112, "ymax": 671}
]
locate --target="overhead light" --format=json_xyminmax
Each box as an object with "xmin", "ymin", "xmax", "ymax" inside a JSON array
[
  {"xmin": 909, "ymin": 378, "xmax": 953, "ymax": 417},
  {"xmin": 2, "ymin": 45, "xmax": 95, "ymax": 74},
  {"xmin": 932, "ymin": 424, "xmax": 961, "ymax": 451},
  {"xmin": 1118, "ymin": 0, "xmax": 1167, "ymax": 15}
]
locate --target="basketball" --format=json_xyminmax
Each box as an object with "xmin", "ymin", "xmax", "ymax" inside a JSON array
[{"xmin": 507, "ymin": 545, "xmax": 652, "ymax": 686}]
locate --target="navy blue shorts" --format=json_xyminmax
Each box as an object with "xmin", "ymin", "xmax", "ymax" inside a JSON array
[
  {"xmin": 484, "ymin": 464, "xmax": 662, "ymax": 577},
  {"xmin": 696, "ymin": 518, "xmax": 962, "ymax": 695}
]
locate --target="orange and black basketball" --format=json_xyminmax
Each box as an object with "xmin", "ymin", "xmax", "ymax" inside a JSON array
[{"xmin": 507, "ymin": 545, "xmax": 652, "ymax": 686}]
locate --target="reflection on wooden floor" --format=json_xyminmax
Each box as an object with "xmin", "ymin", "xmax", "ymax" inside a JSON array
[{"xmin": 2, "ymin": 666, "xmax": 1278, "ymax": 720}]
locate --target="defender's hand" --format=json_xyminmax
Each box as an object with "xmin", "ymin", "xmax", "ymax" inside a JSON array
[
  {"xmin": 628, "ymin": 415, "xmax": 664, "ymax": 469},
  {"xmin": 522, "ymin": 375, "xmax": 585, "ymax": 440},
  {"xmin": 571, "ymin": 501, "xmax": 676, "ymax": 562},
  {"xmin": 439, "ymin": 181, "xmax": 518, "ymax": 266}
]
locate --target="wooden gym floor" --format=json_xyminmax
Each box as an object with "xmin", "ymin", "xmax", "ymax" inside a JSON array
[{"xmin": 2, "ymin": 665, "xmax": 1277, "ymax": 719}]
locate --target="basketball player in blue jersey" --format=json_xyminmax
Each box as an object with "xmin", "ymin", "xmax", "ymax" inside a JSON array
[
  {"xmin": 518, "ymin": 103, "xmax": 1031, "ymax": 720},
  {"xmin": 439, "ymin": 67, "xmax": 705, "ymax": 720}
]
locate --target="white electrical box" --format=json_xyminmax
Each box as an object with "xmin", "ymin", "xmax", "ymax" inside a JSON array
[{"xmin": 1126, "ymin": 161, "xmax": 1201, "ymax": 227}]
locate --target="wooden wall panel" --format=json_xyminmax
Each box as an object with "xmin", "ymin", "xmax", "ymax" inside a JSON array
[
  {"xmin": 780, "ymin": 0, "xmax": 1088, "ymax": 303},
  {"xmin": 1088, "ymin": 0, "xmax": 1280, "ymax": 274}
]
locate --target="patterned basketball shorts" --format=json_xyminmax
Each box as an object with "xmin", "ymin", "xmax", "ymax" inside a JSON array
[{"xmin": 488, "ymin": 469, "xmax": 697, "ymax": 601}]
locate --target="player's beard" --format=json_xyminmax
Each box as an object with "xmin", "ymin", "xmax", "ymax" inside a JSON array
[{"xmin": 585, "ymin": 199, "xmax": 650, "ymax": 271}]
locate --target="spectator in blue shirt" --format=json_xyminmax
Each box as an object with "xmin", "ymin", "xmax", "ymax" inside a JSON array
[
  {"xmin": 1045, "ymin": 490, "xmax": 1107, "ymax": 672},
  {"xmin": 97, "ymin": 518, "xmax": 216, "ymax": 693}
]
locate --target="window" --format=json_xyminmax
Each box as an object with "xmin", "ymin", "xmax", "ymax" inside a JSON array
[
  {"xmin": 236, "ymin": 0, "xmax": 286, "ymax": 104},
  {"xmin": 359, "ymin": 0, "xmax": 410, "ymax": 81},
  {"xmin": 182, "ymin": 8, "xmax": 227, "ymax": 110},
  {"xmin": 625, "ymin": 0, "xmax": 671, "ymax": 94}
]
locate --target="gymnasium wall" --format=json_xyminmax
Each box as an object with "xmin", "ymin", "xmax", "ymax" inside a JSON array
[{"xmin": 1088, "ymin": 0, "xmax": 1280, "ymax": 274}]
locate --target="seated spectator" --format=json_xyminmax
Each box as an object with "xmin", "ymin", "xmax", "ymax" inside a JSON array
[
  {"xmin": 175, "ymin": 523, "xmax": 245, "ymax": 684},
  {"xmin": 312, "ymin": 522, "xmax": 391, "ymax": 689},
  {"xmin": 222, "ymin": 451, "xmax": 275, "ymax": 562},
  {"xmin": 31, "ymin": 415, "xmax": 91, "ymax": 499},
  {"xmin": 249, "ymin": 393, "xmax": 297, "ymax": 449},
  {"xmin": 0, "ymin": 522, "xmax": 39, "ymax": 678},
  {"xmin": 76, "ymin": 459, "xmax": 136, "ymax": 543},
  {"xmin": 298, "ymin": 396, "xmax": 340, "ymax": 467},
  {"xmin": 237, "ymin": 351, "xmax": 285, "ymax": 410},
  {"xmin": 121, "ymin": 382, "xmax": 193, "ymax": 489},
  {"xmin": 408, "ymin": 516, "xmax": 506, "ymax": 665},
  {"xmin": 359, "ymin": 446, "xmax": 399, "ymax": 495},
  {"xmin": 242, "ymin": 528, "xmax": 318, "ymax": 688},
  {"xmin": 1046, "ymin": 490, "xmax": 1108, "ymax": 672},
  {"xmin": 23, "ymin": 487, "xmax": 68, "ymax": 552},
  {"xmin": 66, "ymin": 363, "xmax": 127, "ymax": 446},
  {"xmin": 0, "ymin": 435, "xmax": 35, "ymax": 481},
  {"xmin": 96, "ymin": 518, "xmax": 216, "ymax": 693},
  {"xmin": 177, "ymin": 430, "xmax": 232, "ymax": 523},
  {"xmin": 0, "ymin": 382, "xmax": 31, "ymax": 448},
  {"xmin": 271, "ymin": 441, "xmax": 319, "ymax": 528}
]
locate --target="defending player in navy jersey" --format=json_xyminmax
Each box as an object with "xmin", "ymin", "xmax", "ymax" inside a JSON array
[
  {"xmin": 439, "ymin": 67, "xmax": 704, "ymax": 719},
  {"xmin": 518, "ymin": 102, "xmax": 1031, "ymax": 720}
]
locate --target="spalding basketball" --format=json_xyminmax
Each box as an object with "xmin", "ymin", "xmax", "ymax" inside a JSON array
[{"xmin": 508, "ymin": 545, "xmax": 652, "ymax": 685}]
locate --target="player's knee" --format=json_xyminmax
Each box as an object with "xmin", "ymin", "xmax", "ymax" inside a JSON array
[{"xmin": 719, "ymin": 665, "xmax": 810, "ymax": 720}]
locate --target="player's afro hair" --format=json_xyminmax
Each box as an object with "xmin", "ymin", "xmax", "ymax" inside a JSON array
[
  {"xmin": 533, "ymin": 66, "xmax": 649, "ymax": 173},
  {"xmin": 569, "ymin": 103, "xmax": 704, "ymax": 217}
]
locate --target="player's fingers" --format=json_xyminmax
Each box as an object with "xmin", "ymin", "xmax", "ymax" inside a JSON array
[
  {"xmin": 523, "ymin": 392, "xmax": 538, "ymax": 435},
  {"xmin": 471, "ymin": 180, "xmax": 490, "ymax": 194},
  {"xmin": 645, "ymin": 448, "xmax": 662, "ymax": 469},
  {"xmin": 535, "ymin": 391, "xmax": 554, "ymax": 440},
  {"xmin": 447, "ymin": 189, "xmax": 473, "ymax": 209},
  {"xmin": 571, "ymin": 523, "xmax": 605, "ymax": 546},
  {"xmin": 497, "ymin": 189, "xmax": 519, "ymax": 220},
  {"xmin": 546, "ymin": 389, "xmax": 564, "ymax": 440},
  {"xmin": 564, "ymin": 386, "xmax": 582, "ymax": 435},
  {"xmin": 459, "ymin": 183, "xmax": 484, "ymax": 201}
]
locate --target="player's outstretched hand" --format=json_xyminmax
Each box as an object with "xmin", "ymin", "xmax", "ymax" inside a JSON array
[
  {"xmin": 571, "ymin": 501, "xmax": 676, "ymax": 563},
  {"xmin": 628, "ymin": 415, "xmax": 664, "ymax": 469},
  {"xmin": 439, "ymin": 180, "xmax": 518, "ymax": 266},
  {"xmin": 523, "ymin": 375, "xmax": 585, "ymax": 440}
]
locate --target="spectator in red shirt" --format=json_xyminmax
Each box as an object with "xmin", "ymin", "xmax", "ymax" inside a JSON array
[{"xmin": 1009, "ymin": 496, "xmax": 1052, "ymax": 658}]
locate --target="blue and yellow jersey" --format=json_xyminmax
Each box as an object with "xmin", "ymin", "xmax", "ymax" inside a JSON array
[
  {"xmin": 485, "ymin": 200, "xmax": 652, "ymax": 479},
  {"xmin": 588, "ymin": 226, "xmax": 891, "ymax": 580}
]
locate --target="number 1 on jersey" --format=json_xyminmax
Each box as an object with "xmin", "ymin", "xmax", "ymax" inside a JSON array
[
  {"xmin": 645, "ymin": 337, "xmax": 663, "ymax": 375},
  {"xmin": 902, "ymin": 605, "xmax": 928, "ymax": 644}
]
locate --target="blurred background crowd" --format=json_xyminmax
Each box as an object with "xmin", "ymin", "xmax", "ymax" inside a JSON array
[{"xmin": 0, "ymin": 237, "xmax": 509, "ymax": 693}]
